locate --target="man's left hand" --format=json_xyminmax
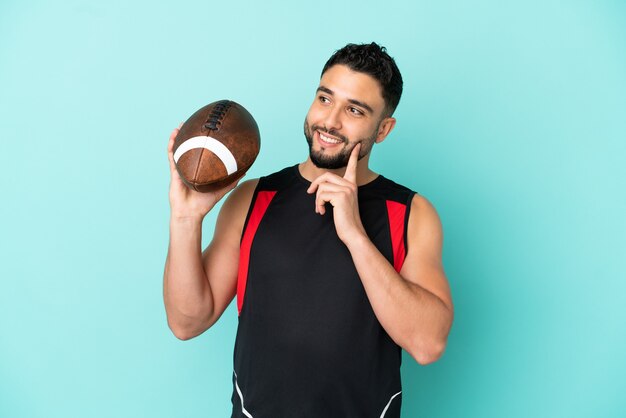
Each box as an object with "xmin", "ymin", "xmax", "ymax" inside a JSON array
[{"xmin": 307, "ymin": 144, "xmax": 367, "ymax": 243}]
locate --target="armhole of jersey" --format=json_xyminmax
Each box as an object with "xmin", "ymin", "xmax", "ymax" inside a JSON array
[
  {"xmin": 385, "ymin": 191, "xmax": 416, "ymax": 273},
  {"xmin": 239, "ymin": 179, "xmax": 264, "ymax": 245},
  {"xmin": 237, "ymin": 180, "xmax": 277, "ymax": 316},
  {"xmin": 403, "ymin": 192, "xmax": 416, "ymax": 258},
  {"xmin": 385, "ymin": 201, "xmax": 403, "ymax": 273}
]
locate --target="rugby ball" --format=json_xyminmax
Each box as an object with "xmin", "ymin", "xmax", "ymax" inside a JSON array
[{"xmin": 173, "ymin": 100, "xmax": 260, "ymax": 192}]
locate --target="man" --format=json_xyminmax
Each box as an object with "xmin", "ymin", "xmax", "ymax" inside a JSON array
[{"xmin": 164, "ymin": 42, "xmax": 453, "ymax": 418}]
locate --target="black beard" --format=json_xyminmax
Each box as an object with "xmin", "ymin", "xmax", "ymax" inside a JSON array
[{"xmin": 303, "ymin": 120, "xmax": 376, "ymax": 169}]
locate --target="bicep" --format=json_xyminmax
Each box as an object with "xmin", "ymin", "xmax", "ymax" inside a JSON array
[
  {"xmin": 202, "ymin": 179, "xmax": 258, "ymax": 324},
  {"xmin": 400, "ymin": 195, "xmax": 453, "ymax": 312}
]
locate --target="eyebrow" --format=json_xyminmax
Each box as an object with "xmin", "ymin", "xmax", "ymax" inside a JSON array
[{"xmin": 316, "ymin": 86, "xmax": 374, "ymax": 114}]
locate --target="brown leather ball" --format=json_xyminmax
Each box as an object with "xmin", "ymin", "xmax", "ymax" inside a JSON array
[{"xmin": 173, "ymin": 100, "xmax": 260, "ymax": 192}]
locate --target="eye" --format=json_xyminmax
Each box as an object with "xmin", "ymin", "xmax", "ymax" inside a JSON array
[
  {"xmin": 318, "ymin": 95, "xmax": 330, "ymax": 104},
  {"xmin": 348, "ymin": 106, "xmax": 364, "ymax": 116}
]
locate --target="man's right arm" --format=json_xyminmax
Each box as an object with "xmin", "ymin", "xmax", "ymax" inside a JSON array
[{"xmin": 163, "ymin": 126, "xmax": 257, "ymax": 340}]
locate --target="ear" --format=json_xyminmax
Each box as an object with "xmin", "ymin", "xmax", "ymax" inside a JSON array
[{"xmin": 375, "ymin": 117, "xmax": 397, "ymax": 144}]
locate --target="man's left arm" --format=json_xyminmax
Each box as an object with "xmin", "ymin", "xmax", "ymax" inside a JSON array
[
  {"xmin": 346, "ymin": 194, "xmax": 454, "ymax": 365},
  {"xmin": 308, "ymin": 145, "xmax": 453, "ymax": 365}
]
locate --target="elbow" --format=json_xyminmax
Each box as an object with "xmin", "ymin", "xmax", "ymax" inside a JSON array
[
  {"xmin": 410, "ymin": 306, "xmax": 454, "ymax": 365},
  {"xmin": 406, "ymin": 330, "xmax": 450, "ymax": 365},
  {"xmin": 166, "ymin": 315, "xmax": 211, "ymax": 341},
  {"xmin": 170, "ymin": 326, "xmax": 197, "ymax": 341},
  {"xmin": 165, "ymin": 304, "xmax": 215, "ymax": 341},
  {"xmin": 410, "ymin": 340, "xmax": 448, "ymax": 365},
  {"xmin": 167, "ymin": 320, "xmax": 197, "ymax": 341}
]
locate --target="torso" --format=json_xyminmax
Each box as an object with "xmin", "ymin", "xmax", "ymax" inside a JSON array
[{"xmin": 231, "ymin": 165, "xmax": 415, "ymax": 418}]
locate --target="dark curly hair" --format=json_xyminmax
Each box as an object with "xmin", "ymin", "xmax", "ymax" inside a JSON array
[{"xmin": 321, "ymin": 42, "xmax": 403, "ymax": 117}]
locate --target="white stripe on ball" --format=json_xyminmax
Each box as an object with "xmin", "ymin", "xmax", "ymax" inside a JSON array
[{"xmin": 173, "ymin": 136, "xmax": 238, "ymax": 175}]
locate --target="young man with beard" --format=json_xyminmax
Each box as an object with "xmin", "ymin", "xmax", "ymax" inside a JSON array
[{"xmin": 164, "ymin": 42, "xmax": 454, "ymax": 418}]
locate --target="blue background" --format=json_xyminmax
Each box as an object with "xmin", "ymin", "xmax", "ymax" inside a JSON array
[{"xmin": 1, "ymin": 1, "xmax": 625, "ymax": 417}]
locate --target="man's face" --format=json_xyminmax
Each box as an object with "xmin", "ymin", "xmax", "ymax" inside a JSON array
[{"xmin": 304, "ymin": 64, "xmax": 388, "ymax": 169}]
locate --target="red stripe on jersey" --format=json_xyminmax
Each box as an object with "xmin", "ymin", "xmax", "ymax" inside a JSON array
[
  {"xmin": 386, "ymin": 200, "xmax": 407, "ymax": 273},
  {"xmin": 237, "ymin": 190, "xmax": 277, "ymax": 315}
]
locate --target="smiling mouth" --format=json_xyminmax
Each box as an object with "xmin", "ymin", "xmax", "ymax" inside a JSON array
[{"xmin": 318, "ymin": 130, "xmax": 344, "ymax": 145}]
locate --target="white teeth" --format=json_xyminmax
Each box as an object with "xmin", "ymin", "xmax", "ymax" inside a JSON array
[{"xmin": 319, "ymin": 132, "xmax": 341, "ymax": 144}]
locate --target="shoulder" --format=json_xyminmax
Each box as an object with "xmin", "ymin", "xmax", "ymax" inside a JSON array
[
  {"xmin": 409, "ymin": 194, "xmax": 440, "ymax": 221},
  {"xmin": 217, "ymin": 165, "xmax": 295, "ymax": 227},
  {"xmin": 223, "ymin": 178, "xmax": 259, "ymax": 208},
  {"xmin": 375, "ymin": 175, "xmax": 437, "ymax": 226},
  {"xmin": 230, "ymin": 178, "xmax": 259, "ymax": 200},
  {"xmin": 215, "ymin": 178, "xmax": 259, "ymax": 235},
  {"xmin": 407, "ymin": 194, "xmax": 443, "ymax": 254},
  {"xmin": 218, "ymin": 165, "xmax": 299, "ymax": 226}
]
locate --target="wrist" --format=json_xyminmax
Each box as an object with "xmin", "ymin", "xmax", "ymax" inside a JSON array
[
  {"xmin": 342, "ymin": 228, "xmax": 370, "ymax": 250},
  {"xmin": 170, "ymin": 213, "xmax": 205, "ymax": 229},
  {"xmin": 169, "ymin": 202, "xmax": 213, "ymax": 223}
]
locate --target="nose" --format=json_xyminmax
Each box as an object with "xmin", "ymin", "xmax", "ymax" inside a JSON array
[{"xmin": 323, "ymin": 105, "xmax": 342, "ymax": 132}]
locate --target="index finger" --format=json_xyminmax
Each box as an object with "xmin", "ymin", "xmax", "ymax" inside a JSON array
[
  {"xmin": 167, "ymin": 126, "xmax": 182, "ymax": 172},
  {"xmin": 343, "ymin": 143, "xmax": 361, "ymax": 183},
  {"xmin": 168, "ymin": 128, "xmax": 179, "ymax": 155}
]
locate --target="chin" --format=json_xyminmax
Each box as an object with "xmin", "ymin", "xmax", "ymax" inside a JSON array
[{"xmin": 309, "ymin": 151, "xmax": 350, "ymax": 170}]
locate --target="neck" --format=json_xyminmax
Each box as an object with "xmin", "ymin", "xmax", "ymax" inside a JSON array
[{"xmin": 298, "ymin": 155, "xmax": 378, "ymax": 186}]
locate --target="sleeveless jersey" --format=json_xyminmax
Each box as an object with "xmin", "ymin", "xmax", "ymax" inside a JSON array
[{"xmin": 231, "ymin": 165, "xmax": 416, "ymax": 418}]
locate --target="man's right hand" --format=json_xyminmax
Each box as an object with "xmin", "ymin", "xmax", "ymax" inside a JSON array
[
  {"xmin": 167, "ymin": 126, "xmax": 239, "ymax": 221},
  {"xmin": 165, "ymin": 126, "xmax": 256, "ymax": 340}
]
